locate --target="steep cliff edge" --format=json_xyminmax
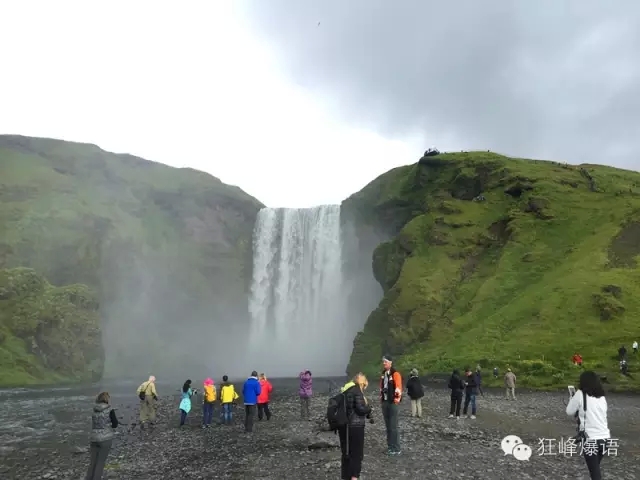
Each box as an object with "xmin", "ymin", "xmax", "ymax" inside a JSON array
[
  {"xmin": 342, "ymin": 151, "xmax": 640, "ymax": 390},
  {"xmin": 0, "ymin": 135, "xmax": 264, "ymax": 383}
]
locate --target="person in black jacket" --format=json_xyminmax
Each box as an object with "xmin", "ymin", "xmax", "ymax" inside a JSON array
[
  {"xmin": 405, "ymin": 368, "xmax": 424, "ymax": 418},
  {"xmin": 462, "ymin": 366, "xmax": 478, "ymax": 419},
  {"xmin": 448, "ymin": 369, "xmax": 465, "ymax": 419},
  {"xmin": 338, "ymin": 373, "xmax": 373, "ymax": 480}
]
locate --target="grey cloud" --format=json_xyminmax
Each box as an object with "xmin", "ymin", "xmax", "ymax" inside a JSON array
[{"xmin": 237, "ymin": 0, "xmax": 640, "ymax": 170}]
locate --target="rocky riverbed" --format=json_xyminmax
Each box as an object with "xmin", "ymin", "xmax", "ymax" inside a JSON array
[{"xmin": 1, "ymin": 380, "xmax": 640, "ymax": 479}]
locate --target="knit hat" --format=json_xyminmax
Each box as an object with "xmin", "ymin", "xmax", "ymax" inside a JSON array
[
  {"xmin": 410, "ymin": 368, "xmax": 418, "ymax": 376},
  {"xmin": 382, "ymin": 355, "xmax": 393, "ymax": 363}
]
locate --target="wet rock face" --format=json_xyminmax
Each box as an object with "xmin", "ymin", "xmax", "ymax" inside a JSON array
[{"xmin": 3, "ymin": 386, "xmax": 640, "ymax": 479}]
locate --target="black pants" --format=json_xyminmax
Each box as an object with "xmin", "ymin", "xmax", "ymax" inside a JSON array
[
  {"xmin": 244, "ymin": 404, "xmax": 256, "ymax": 432},
  {"xmin": 338, "ymin": 425, "xmax": 365, "ymax": 480},
  {"xmin": 179, "ymin": 409, "xmax": 188, "ymax": 426},
  {"xmin": 85, "ymin": 440, "xmax": 112, "ymax": 480},
  {"xmin": 258, "ymin": 402, "xmax": 271, "ymax": 420},
  {"xmin": 450, "ymin": 394, "xmax": 462, "ymax": 416},
  {"xmin": 584, "ymin": 440, "xmax": 606, "ymax": 480}
]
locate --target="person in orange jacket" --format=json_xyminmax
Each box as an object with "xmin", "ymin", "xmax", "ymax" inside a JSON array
[
  {"xmin": 257, "ymin": 373, "xmax": 273, "ymax": 421},
  {"xmin": 380, "ymin": 354, "xmax": 402, "ymax": 455}
]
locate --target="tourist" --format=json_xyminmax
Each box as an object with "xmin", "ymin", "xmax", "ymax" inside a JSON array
[
  {"xmin": 299, "ymin": 370, "xmax": 313, "ymax": 420},
  {"xmin": 618, "ymin": 345, "xmax": 627, "ymax": 361},
  {"xmin": 504, "ymin": 368, "xmax": 517, "ymax": 400},
  {"xmin": 85, "ymin": 392, "xmax": 118, "ymax": 480},
  {"xmin": 202, "ymin": 378, "xmax": 216, "ymax": 428},
  {"xmin": 338, "ymin": 373, "xmax": 373, "ymax": 480},
  {"xmin": 493, "ymin": 366, "xmax": 499, "ymax": 378},
  {"xmin": 448, "ymin": 369, "xmax": 464, "ymax": 419},
  {"xmin": 405, "ymin": 368, "xmax": 424, "ymax": 418},
  {"xmin": 242, "ymin": 371, "xmax": 261, "ymax": 433},
  {"xmin": 633, "ymin": 340, "xmax": 638, "ymax": 354},
  {"xmin": 179, "ymin": 379, "xmax": 197, "ymax": 427},
  {"xmin": 219, "ymin": 375, "xmax": 239, "ymax": 424},
  {"xmin": 136, "ymin": 375, "xmax": 158, "ymax": 429},
  {"xmin": 380, "ymin": 355, "xmax": 402, "ymax": 455},
  {"xmin": 565, "ymin": 371, "xmax": 611, "ymax": 480},
  {"xmin": 462, "ymin": 367, "xmax": 478, "ymax": 419},
  {"xmin": 257, "ymin": 373, "xmax": 273, "ymax": 421}
]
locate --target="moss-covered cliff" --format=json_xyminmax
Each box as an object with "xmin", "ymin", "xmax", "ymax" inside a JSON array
[
  {"xmin": 343, "ymin": 151, "xmax": 640, "ymax": 390},
  {"xmin": 0, "ymin": 268, "xmax": 102, "ymax": 386},
  {"xmin": 0, "ymin": 135, "xmax": 264, "ymax": 383}
]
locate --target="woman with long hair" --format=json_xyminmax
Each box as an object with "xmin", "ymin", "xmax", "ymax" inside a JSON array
[
  {"xmin": 338, "ymin": 373, "xmax": 373, "ymax": 480},
  {"xmin": 86, "ymin": 392, "xmax": 118, "ymax": 480},
  {"xmin": 565, "ymin": 371, "xmax": 611, "ymax": 480},
  {"xmin": 179, "ymin": 379, "xmax": 196, "ymax": 427}
]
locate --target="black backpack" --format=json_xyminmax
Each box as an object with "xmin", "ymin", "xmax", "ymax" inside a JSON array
[{"xmin": 326, "ymin": 390, "xmax": 349, "ymax": 431}]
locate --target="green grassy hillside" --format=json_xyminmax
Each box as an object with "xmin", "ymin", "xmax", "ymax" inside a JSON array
[
  {"xmin": 0, "ymin": 135, "xmax": 264, "ymax": 384},
  {"xmin": 0, "ymin": 268, "xmax": 102, "ymax": 386},
  {"xmin": 343, "ymin": 151, "xmax": 640, "ymax": 391}
]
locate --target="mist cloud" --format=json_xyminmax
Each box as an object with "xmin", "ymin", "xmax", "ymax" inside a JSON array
[{"xmin": 237, "ymin": 0, "xmax": 640, "ymax": 170}]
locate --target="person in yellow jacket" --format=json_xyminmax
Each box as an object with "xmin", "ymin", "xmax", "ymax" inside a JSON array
[
  {"xmin": 202, "ymin": 378, "xmax": 216, "ymax": 428},
  {"xmin": 219, "ymin": 375, "xmax": 239, "ymax": 424}
]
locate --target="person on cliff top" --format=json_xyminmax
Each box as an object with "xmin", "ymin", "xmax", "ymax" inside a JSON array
[
  {"xmin": 202, "ymin": 378, "xmax": 216, "ymax": 429},
  {"xmin": 179, "ymin": 379, "xmax": 197, "ymax": 427},
  {"xmin": 299, "ymin": 370, "xmax": 313, "ymax": 421},
  {"xmin": 448, "ymin": 369, "xmax": 465, "ymax": 419},
  {"xmin": 85, "ymin": 391, "xmax": 119, "ymax": 480},
  {"xmin": 257, "ymin": 373, "xmax": 273, "ymax": 421},
  {"xmin": 380, "ymin": 355, "xmax": 402, "ymax": 455},
  {"xmin": 242, "ymin": 371, "xmax": 262, "ymax": 433},
  {"xmin": 405, "ymin": 368, "xmax": 424, "ymax": 419},
  {"xmin": 136, "ymin": 375, "xmax": 158, "ymax": 429},
  {"xmin": 338, "ymin": 373, "xmax": 373, "ymax": 480},
  {"xmin": 462, "ymin": 366, "xmax": 478, "ymax": 419},
  {"xmin": 219, "ymin": 375, "xmax": 239, "ymax": 424}
]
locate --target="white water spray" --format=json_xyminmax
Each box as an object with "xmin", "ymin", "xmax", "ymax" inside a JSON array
[{"xmin": 248, "ymin": 205, "xmax": 347, "ymax": 377}]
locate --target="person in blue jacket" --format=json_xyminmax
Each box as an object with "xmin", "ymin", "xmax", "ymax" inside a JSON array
[{"xmin": 242, "ymin": 371, "xmax": 262, "ymax": 433}]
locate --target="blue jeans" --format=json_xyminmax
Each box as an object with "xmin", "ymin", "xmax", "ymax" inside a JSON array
[
  {"xmin": 221, "ymin": 403, "xmax": 233, "ymax": 423},
  {"xmin": 463, "ymin": 394, "xmax": 477, "ymax": 415},
  {"xmin": 202, "ymin": 402, "xmax": 214, "ymax": 425}
]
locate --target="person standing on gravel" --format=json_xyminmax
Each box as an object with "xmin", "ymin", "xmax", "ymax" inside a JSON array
[
  {"xmin": 86, "ymin": 392, "xmax": 119, "ymax": 480},
  {"xmin": 338, "ymin": 373, "xmax": 373, "ymax": 480},
  {"xmin": 405, "ymin": 368, "xmax": 424, "ymax": 418},
  {"xmin": 633, "ymin": 340, "xmax": 638, "ymax": 354},
  {"xmin": 257, "ymin": 373, "xmax": 273, "ymax": 421},
  {"xmin": 299, "ymin": 370, "xmax": 313, "ymax": 420},
  {"xmin": 242, "ymin": 371, "xmax": 261, "ymax": 433},
  {"xmin": 219, "ymin": 375, "xmax": 239, "ymax": 424},
  {"xmin": 462, "ymin": 367, "xmax": 478, "ymax": 419},
  {"xmin": 380, "ymin": 355, "xmax": 402, "ymax": 455},
  {"xmin": 136, "ymin": 375, "xmax": 158, "ymax": 430},
  {"xmin": 202, "ymin": 378, "xmax": 216, "ymax": 428},
  {"xmin": 448, "ymin": 369, "xmax": 465, "ymax": 419},
  {"xmin": 565, "ymin": 370, "xmax": 611, "ymax": 480},
  {"xmin": 504, "ymin": 368, "xmax": 516, "ymax": 400},
  {"xmin": 179, "ymin": 379, "xmax": 197, "ymax": 427}
]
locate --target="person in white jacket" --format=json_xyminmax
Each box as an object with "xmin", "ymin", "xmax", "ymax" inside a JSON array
[{"xmin": 565, "ymin": 371, "xmax": 611, "ymax": 480}]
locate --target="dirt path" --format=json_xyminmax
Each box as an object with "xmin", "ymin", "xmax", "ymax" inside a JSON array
[{"xmin": 3, "ymin": 387, "xmax": 639, "ymax": 479}]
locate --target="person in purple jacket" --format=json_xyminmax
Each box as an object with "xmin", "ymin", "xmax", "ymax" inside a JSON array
[{"xmin": 299, "ymin": 370, "xmax": 313, "ymax": 420}]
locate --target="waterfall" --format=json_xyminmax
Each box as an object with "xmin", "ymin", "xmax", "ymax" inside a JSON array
[{"xmin": 248, "ymin": 205, "xmax": 348, "ymax": 377}]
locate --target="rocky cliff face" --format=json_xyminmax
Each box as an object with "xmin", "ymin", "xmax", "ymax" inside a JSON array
[
  {"xmin": 342, "ymin": 151, "xmax": 640, "ymax": 390},
  {"xmin": 0, "ymin": 268, "xmax": 102, "ymax": 386},
  {"xmin": 0, "ymin": 135, "xmax": 264, "ymax": 383}
]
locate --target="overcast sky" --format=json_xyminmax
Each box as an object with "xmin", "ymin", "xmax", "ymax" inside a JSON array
[{"xmin": 2, "ymin": 2, "xmax": 639, "ymax": 208}]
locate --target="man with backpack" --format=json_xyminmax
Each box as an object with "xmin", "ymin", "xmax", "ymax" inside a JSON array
[
  {"xmin": 136, "ymin": 375, "xmax": 158, "ymax": 429},
  {"xmin": 327, "ymin": 373, "xmax": 372, "ymax": 480},
  {"xmin": 380, "ymin": 355, "xmax": 403, "ymax": 455},
  {"xmin": 405, "ymin": 368, "xmax": 424, "ymax": 418}
]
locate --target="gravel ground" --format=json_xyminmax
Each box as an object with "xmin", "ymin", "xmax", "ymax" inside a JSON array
[{"xmin": 2, "ymin": 384, "xmax": 639, "ymax": 479}]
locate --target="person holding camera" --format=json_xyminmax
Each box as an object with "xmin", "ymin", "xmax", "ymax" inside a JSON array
[
  {"xmin": 380, "ymin": 355, "xmax": 403, "ymax": 455},
  {"xmin": 179, "ymin": 379, "xmax": 197, "ymax": 427},
  {"xmin": 338, "ymin": 373, "xmax": 373, "ymax": 480},
  {"xmin": 565, "ymin": 371, "xmax": 611, "ymax": 480}
]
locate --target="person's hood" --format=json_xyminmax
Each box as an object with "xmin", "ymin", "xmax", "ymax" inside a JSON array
[
  {"xmin": 248, "ymin": 376, "xmax": 258, "ymax": 380},
  {"xmin": 221, "ymin": 381, "xmax": 231, "ymax": 387},
  {"xmin": 341, "ymin": 381, "xmax": 356, "ymax": 392},
  {"xmin": 204, "ymin": 378, "xmax": 214, "ymax": 386},
  {"xmin": 410, "ymin": 368, "xmax": 418, "ymax": 376},
  {"xmin": 94, "ymin": 403, "xmax": 111, "ymax": 412}
]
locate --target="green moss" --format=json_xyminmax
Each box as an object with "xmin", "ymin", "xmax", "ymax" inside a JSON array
[
  {"xmin": 343, "ymin": 151, "xmax": 640, "ymax": 391},
  {"xmin": 0, "ymin": 267, "xmax": 103, "ymax": 387}
]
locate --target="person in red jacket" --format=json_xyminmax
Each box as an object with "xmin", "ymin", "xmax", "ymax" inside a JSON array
[{"xmin": 257, "ymin": 373, "xmax": 273, "ymax": 421}]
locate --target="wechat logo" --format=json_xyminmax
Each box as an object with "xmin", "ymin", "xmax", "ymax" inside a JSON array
[{"xmin": 501, "ymin": 435, "xmax": 533, "ymax": 461}]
